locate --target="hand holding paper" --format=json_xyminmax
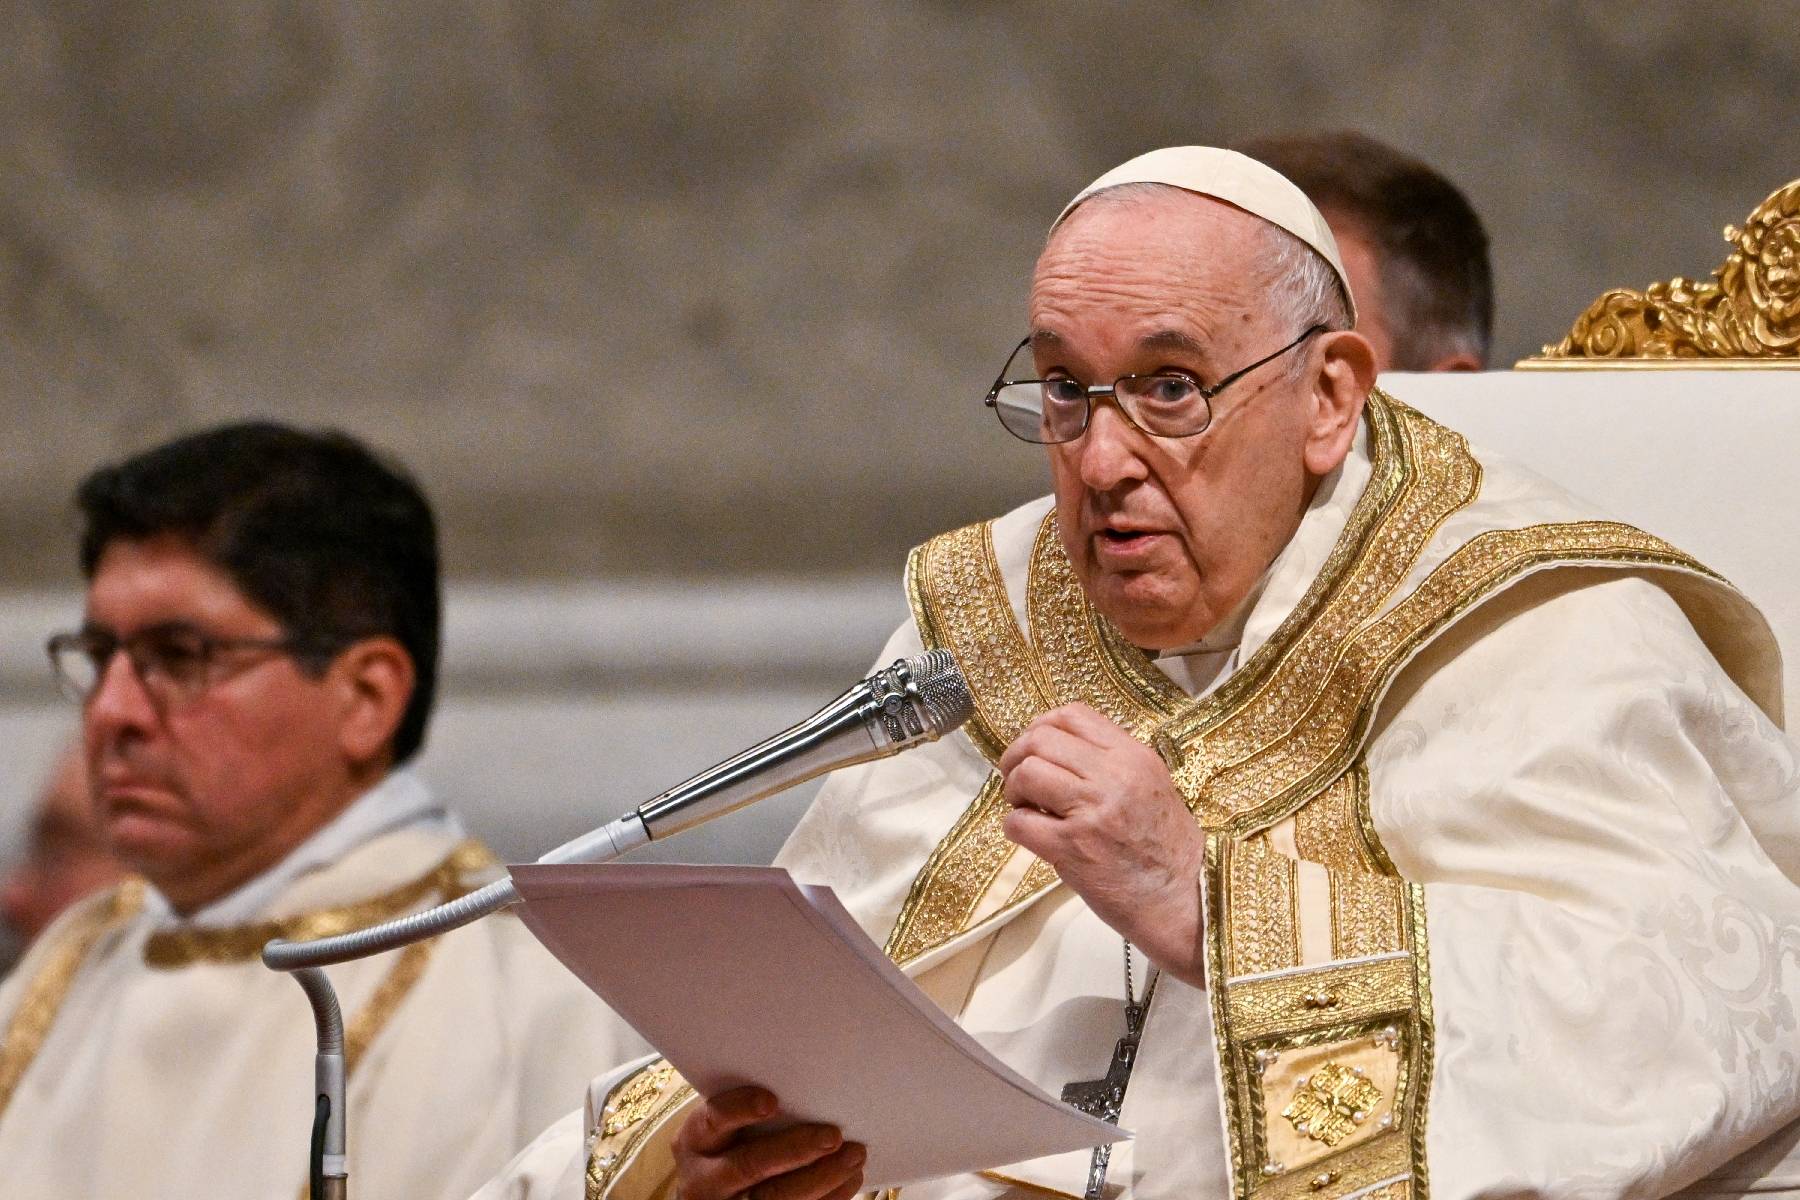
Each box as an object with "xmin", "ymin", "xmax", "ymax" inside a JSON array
[
  {"xmin": 509, "ymin": 863, "xmax": 1126, "ymax": 1191},
  {"xmin": 671, "ymin": 1086, "xmax": 866, "ymax": 1200}
]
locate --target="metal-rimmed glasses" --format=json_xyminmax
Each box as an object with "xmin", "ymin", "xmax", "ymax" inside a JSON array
[
  {"xmin": 983, "ymin": 323, "xmax": 1328, "ymax": 444},
  {"xmin": 46, "ymin": 624, "xmax": 343, "ymax": 708}
]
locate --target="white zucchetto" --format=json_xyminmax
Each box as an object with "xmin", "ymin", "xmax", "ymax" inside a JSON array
[{"xmin": 1055, "ymin": 145, "xmax": 1358, "ymax": 323}]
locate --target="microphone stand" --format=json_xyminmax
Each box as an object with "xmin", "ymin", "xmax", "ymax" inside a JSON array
[
  {"xmin": 292, "ymin": 967, "xmax": 346, "ymax": 1200},
  {"xmin": 267, "ymin": 814, "xmax": 653, "ymax": 1198},
  {"xmin": 262, "ymin": 652, "xmax": 971, "ymax": 1199}
]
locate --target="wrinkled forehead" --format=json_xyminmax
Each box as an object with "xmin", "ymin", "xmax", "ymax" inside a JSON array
[
  {"xmin": 1039, "ymin": 182, "xmax": 1272, "ymax": 262},
  {"xmin": 1028, "ymin": 189, "xmax": 1279, "ymax": 341}
]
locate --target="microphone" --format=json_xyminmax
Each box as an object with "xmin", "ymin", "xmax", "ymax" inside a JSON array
[
  {"xmin": 263, "ymin": 649, "xmax": 973, "ymax": 971},
  {"xmin": 551, "ymin": 646, "xmax": 974, "ymax": 854}
]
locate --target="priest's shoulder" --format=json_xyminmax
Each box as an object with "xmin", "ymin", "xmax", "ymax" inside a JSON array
[{"xmin": 0, "ymin": 878, "xmax": 142, "ymax": 1011}]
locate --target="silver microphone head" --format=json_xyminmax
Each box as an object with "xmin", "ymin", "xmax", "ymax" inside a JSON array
[
  {"xmin": 862, "ymin": 650, "xmax": 974, "ymax": 750},
  {"xmin": 907, "ymin": 649, "xmax": 974, "ymax": 735}
]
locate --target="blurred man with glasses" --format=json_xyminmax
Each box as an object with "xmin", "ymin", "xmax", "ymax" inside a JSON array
[
  {"xmin": 488, "ymin": 149, "xmax": 1800, "ymax": 1200},
  {"xmin": 0, "ymin": 423, "xmax": 642, "ymax": 1200}
]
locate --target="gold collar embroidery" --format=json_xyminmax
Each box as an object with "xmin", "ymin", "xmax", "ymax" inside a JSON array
[
  {"xmin": 887, "ymin": 391, "xmax": 1734, "ymax": 967},
  {"xmin": 142, "ymin": 840, "xmax": 497, "ymax": 969}
]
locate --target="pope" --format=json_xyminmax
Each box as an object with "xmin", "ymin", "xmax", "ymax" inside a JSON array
[{"xmin": 481, "ymin": 148, "xmax": 1800, "ymax": 1200}]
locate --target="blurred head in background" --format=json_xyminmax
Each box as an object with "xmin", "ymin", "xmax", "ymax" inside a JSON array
[
  {"xmin": 1236, "ymin": 129, "xmax": 1493, "ymax": 372},
  {"xmin": 0, "ymin": 741, "xmax": 125, "ymax": 949},
  {"xmin": 52, "ymin": 422, "xmax": 440, "ymax": 915}
]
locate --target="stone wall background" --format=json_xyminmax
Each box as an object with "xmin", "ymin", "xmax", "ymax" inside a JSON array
[{"xmin": 2, "ymin": 0, "xmax": 1796, "ymax": 587}]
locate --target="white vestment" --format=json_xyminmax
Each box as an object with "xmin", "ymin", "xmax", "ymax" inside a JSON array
[
  {"xmin": 478, "ymin": 394, "xmax": 1800, "ymax": 1200},
  {"xmin": 0, "ymin": 770, "xmax": 647, "ymax": 1200}
]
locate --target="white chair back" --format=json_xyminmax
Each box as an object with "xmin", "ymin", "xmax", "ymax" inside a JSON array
[{"xmin": 1397, "ymin": 368, "xmax": 1800, "ymax": 723}]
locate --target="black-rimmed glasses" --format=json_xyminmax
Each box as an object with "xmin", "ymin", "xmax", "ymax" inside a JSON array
[
  {"xmin": 46, "ymin": 624, "xmax": 343, "ymax": 707},
  {"xmin": 983, "ymin": 324, "xmax": 1328, "ymax": 444}
]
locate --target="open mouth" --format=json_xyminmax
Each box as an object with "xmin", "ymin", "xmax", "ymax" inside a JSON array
[{"xmin": 1099, "ymin": 529, "xmax": 1157, "ymax": 545}]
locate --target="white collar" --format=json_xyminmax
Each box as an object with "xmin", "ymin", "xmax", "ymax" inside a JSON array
[{"xmin": 144, "ymin": 768, "xmax": 461, "ymax": 929}]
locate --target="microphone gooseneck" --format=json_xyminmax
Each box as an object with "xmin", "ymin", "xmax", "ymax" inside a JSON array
[
  {"xmin": 263, "ymin": 650, "xmax": 971, "ymax": 973},
  {"xmin": 292, "ymin": 966, "xmax": 346, "ymax": 1198}
]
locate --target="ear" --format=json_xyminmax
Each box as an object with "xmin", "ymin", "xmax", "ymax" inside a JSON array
[
  {"xmin": 1303, "ymin": 330, "xmax": 1377, "ymax": 476},
  {"xmin": 329, "ymin": 637, "xmax": 415, "ymax": 770}
]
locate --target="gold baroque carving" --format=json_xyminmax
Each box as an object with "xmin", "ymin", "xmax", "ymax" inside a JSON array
[{"xmin": 1535, "ymin": 178, "xmax": 1800, "ymax": 362}]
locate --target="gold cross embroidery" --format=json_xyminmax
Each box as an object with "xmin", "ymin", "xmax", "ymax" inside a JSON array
[
  {"xmin": 1281, "ymin": 1062, "xmax": 1383, "ymax": 1147},
  {"xmin": 601, "ymin": 1062, "xmax": 678, "ymax": 1137}
]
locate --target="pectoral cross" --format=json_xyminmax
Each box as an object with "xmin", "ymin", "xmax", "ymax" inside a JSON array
[{"xmin": 1060, "ymin": 993, "xmax": 1149, "ymax": 1200}]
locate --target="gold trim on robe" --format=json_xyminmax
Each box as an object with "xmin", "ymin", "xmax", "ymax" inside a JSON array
[
  {"xmin": 143, "ymin": 840, "xmax": 498, "ymax": 968},
  {"xmin": 586, "ymin": 389, "xmax": 1776, "ymax": 1200},
  {"xmin": 886, "ymin": 391, "xmax": 1472, "ymax": 966},
  {"xmin": 1205, "ymin": 810, "xmax": 1433, "ymax": 1200},
  {"xmin": 0, "ymin": 841, "xmax": 498, "ymax": 1145},
  {"xmin": 0, "ymin": 880, "xmax": 145, "ymax": 1121},
  {"xmin": 586, "ymin": 1061, "xmax": 693, "ymax": 1200},
  {"xmin": 877, "ymin": 392, "xmax": 1762, "ymax": 1200}
]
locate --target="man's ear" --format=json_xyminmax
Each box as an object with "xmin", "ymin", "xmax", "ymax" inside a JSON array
[
  {"xmin": 1304, "ymin": 330, "xmax": 1377, "ymax": 476},
  {"xmin": 329, "ymin": 637, "xmax": 415, "ymax": 769}
]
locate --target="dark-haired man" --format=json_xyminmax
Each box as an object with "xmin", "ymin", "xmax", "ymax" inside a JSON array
[
  {"xmin": 1238, "ymin": 130, "xmax": 1492, "ymax": 372},
  {"xmin": 0, "ymin": 423, "xmax": 643, "ymax": 1200}
]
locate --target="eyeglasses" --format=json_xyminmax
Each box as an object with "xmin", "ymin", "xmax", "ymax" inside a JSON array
[
  {"xmin": 983, "ymin": 324, "xmax": 1328, "ymax": 444},
  {"xmin": 46, "ymin": 624, "xmax": 341, "ymax": 708}
]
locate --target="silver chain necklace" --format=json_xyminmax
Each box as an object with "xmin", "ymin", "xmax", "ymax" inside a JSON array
[{"xmin": 1060, "ymin": 941, "xmax": 1161, "ymax": 1199}]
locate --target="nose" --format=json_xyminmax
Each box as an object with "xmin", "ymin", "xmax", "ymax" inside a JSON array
[
  {"xmin": 1071, "ymin": 399, "xmax": 1150, "ymax": 492},
  {"xmin": 84, "ymin": 651, "xmax": 159, "ymax": 742}
]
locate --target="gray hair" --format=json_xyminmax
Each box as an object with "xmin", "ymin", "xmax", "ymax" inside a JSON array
[
  {"xmin": 1258, "ymin": 221, "xmax": 1352, "ymax": 380},
  {"xmin": 1055, "ymin": 182, "xmax": 1352, "ymax": 381}
]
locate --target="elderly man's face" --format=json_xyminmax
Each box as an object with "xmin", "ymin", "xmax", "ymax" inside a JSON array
[
  {"xmin": 1030, "ymin": 193, "xmax": 1322, "ymax": 650},
  {"xmin": 79, "ymin": 535, "xmax": 354, "ymax": 911}
]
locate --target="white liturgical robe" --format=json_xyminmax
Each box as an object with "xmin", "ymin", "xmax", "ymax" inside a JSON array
[
  {"xmin": 0, "ymin": 770, "xmax": 647, "ymax": 1200},
  {"xmin": 478, "ymin": 393, "xmax": 1800, "ymax": 1200}
]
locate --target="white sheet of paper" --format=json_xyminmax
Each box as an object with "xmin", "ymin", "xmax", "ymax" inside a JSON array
[{"xmin": 510, "ymin": 862, "xmax": 1126, "ymax": 1190}]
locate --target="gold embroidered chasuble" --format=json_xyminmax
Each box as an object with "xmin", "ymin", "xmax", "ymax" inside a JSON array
[{"xmin": 544, "ymin": 391, "xmax": 1794, "ymax": 1200}]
